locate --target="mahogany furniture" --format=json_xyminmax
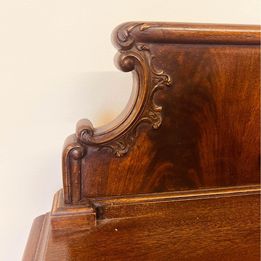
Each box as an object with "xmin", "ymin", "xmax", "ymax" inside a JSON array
[{"xmin": 23, "ymin": 22, "xmax": 260, "ymax": 260}]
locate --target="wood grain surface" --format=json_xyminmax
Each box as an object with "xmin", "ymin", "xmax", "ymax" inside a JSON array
[
  {"xmin": 23, "ymin": 22, "xmax": 260, "ymax": 261},
  {"xmin": 24, "ymin": 186, "xmax": 260, "ymax": 261},
  {"xmin": 62, "ymin": 22, "xmax": 261, "ymax": 201}
]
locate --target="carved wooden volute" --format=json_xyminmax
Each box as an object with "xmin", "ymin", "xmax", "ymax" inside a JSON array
[
  {"xmin": 76, "ymin": 23, "xmax": 172, "ymax": 156},
  {"xmin": 63, "ymin": 22, "xmax": 173, "ymax": 204}
]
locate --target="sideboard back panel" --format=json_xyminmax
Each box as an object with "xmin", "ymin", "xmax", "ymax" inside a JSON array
[{"xmin": 80, "ymin": 42, "xmax": 259, "ymax": 198}]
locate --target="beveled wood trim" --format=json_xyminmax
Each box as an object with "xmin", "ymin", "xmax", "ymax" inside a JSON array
[
  {"xmin": 92, "ymin": 184, "xmax": 261, "ymax": 205},
  {"xmin": 90, "ymin": 185, "xmax": 261, "ymax": 220}
]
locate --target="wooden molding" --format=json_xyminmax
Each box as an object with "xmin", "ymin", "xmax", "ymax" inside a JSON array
[
  {"xmin": 62, "ymin": 135, "xmax": 87, "ymax": 204},
  {"xmin": 91, "ymin": 185, "xmax": 260, "ymax": 220},
  {"xmin": 112, "ymin": 22, "xmax": 260, "ymax": 46},
  {"xmin": 24, "ymin": 185, "xmax": 260, "ymax": 260}
]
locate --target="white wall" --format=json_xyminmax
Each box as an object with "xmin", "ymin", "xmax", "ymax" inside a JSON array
[{"xmin": 0, "ymin": 1, "xmax": 260, "ymax": 260}]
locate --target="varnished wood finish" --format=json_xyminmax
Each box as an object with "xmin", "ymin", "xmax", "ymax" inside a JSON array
[
  {"xmin": 63, "ymin": 22, "xmax": 260, "ymax": 202},
  {"xmin": 24, "ymin": 186, "xmax": 260, "ymax": 261},
  {"xmin": 91, "ymin": 185, "xmax": 260, "ymax": 219},
  {"xmin": 23, "ymin": 215, "xmax": 47, "ymax": 261},
  {"xmin": 50, "ymin": 190, "xmax": 95, "ymax": 230},
  {"xmin": 24, "ymin": 22, "xmax": 260, "ymax": 260},
  {"xmin": 113, "ymin": 22, "xmax": 260, "ymax": 46}
]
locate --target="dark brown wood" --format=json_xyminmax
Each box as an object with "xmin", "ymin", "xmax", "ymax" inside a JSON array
[
  {"xmin": 50, "ymin": 190, "xmax": 96, "ymax": 231},
  {"xmin": 63, "ymin": 22, "xmax": 260, "ymax": 202},
  {"xmin": 113, "ymin": 22, "xmax": 260, "ymax": 46},
  {"xmin": 24, "ymin": 185, "xmax": 260, "ymax": 261},
  {"xmin": 24, "ymin": 22, "xmax": 260, "ymax": 260}
]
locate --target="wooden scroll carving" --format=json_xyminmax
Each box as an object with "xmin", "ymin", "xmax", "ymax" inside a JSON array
[
  {"xmin": 77, "ymin": 23, "xmax": 171, "ymax": 156},
  {"xmin": 63, "ymin": 23, "xmax": 172, "ymax": 204},
  {"xmin": 62, "ymin": 22, "xmax": 260, "ymax": 204}
]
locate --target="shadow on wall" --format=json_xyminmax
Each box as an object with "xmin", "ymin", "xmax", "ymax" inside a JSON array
[{"xmin": 62, "ymin": 70, "xmax": 132, "ymax": 128}]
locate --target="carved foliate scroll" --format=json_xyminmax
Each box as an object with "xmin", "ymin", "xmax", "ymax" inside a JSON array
[
  {"xmin": 77, "ymin": 23, "xmax": 172, "ymax": 156},
  {"xmin": 63, "ymin": 23, "xmax": 172, "ymax": 203}
]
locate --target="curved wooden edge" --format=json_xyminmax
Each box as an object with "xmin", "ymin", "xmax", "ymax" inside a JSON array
[
  {"xmin": 62, "ymin": 134, "xmax": 86, "ymax": 204},
  {"xmin": 112, "ymin": 22, "xmax": 260, "ymax": 47},
  {"xmin": 75, "ymin": 21, "xmax": 260, "ymax": 156},
  {"xmin": 75, "ymin": 47, "xmax": 171, "ymax": 157},
  {"xmin": 22, "ymin": 214, "xmax": 49, "ymax": 261},
  {"xmin": 62, "ymin": 22, "xmax": 173, "ymax": 204}
]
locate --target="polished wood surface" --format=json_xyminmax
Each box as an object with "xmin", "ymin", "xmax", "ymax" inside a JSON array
[
  {"xmin": 24, "ymin": 22, "xmax": 260, "ymax": 260},
  {"xmin": 80, "ymin": 43, "xmax": 260, "ymax": 198},
  {"xmin": 24, "ymin": 186, "xmax": 260, "ymax": 261},
  {"xmin": 63, "ymin": 22, "xmax": 260, "ymax": 202},
  {"xmin": 23, "ymin": 215, "xmax": 46, "ymax": 261}
]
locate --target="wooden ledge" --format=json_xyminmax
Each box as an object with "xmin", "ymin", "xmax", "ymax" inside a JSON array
[
  {"xmin": 91, "ymin": 184, "xmax": 260, "ymax": 205},
  {"xmin": 24, "ymin": 185, "xmax": 260, "ymax": 260},
  {"xmin": 50, "ymin": 185, "xmax": 260, "ymax": 227},
  {"xmin": 90, "ymin": 185, "xmax": 260, "ymax": 219}
]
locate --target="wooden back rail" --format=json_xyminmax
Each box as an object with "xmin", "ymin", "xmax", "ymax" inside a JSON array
[{"xmin": 23, "ymin": 22, "xmax": 260, "ymax": 261}]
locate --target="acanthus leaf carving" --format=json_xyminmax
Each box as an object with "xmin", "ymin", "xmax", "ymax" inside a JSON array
[
  {"xmin": 62, "ymin": 22, "xmax": 173, "ymax": 204},
  {"xmin": 76, "ymin": 22, "xmax": 172, "ymax": 158}
]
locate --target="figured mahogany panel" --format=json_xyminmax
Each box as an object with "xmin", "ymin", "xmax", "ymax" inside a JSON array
[{"xmin": 62, "ymin": 22, "xmax": 260, "ymax": 202}]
